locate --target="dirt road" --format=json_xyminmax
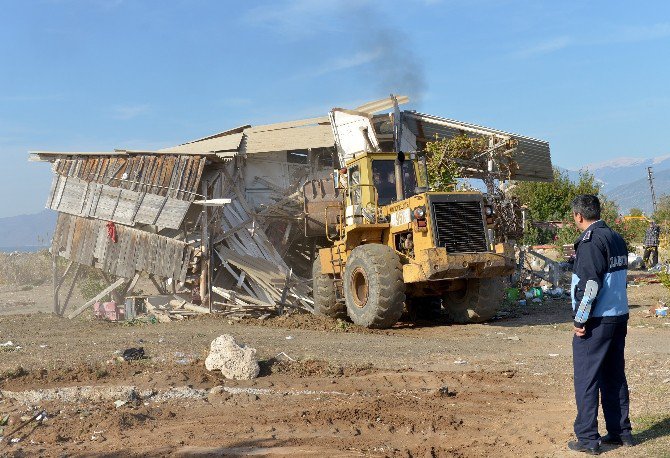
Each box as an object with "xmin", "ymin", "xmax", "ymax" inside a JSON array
[{"xmin": 0, "ymin": 283, "xmax": 668, "ymax": 457}]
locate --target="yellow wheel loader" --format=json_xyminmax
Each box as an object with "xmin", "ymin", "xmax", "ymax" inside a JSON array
[
  {"xmin": 308, "ymin": 149, "xmax": 515, "ymax": 328},
  {"xmin": 303, "ymin": 99, "xmax": 550, "ymax": 329}
]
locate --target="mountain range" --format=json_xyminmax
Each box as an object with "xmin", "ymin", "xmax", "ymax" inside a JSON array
[
  {"xmin": 0, "ymin": 209, "xmax": 56, "ymax": 251},
  {"xmin": 565, "ymin": 155, "xmax": 670, "ymax": 215}
]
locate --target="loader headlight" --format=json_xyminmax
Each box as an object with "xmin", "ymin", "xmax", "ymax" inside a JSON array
[
  {"xmin": 484, "ymin": 205, "xmax": 494, "ymax": 216},
  {"xmin": 413, "ymin": 206, "xmax": 426, "ymax": 220}
]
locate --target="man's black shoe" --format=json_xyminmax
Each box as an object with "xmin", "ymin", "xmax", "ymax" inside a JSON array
[
  {"xmin": 601, "ymin": 433, "xmax": 635, "ymax": 447},
  {"xmin": 568, "ymin": 440, "xmax": 601, "ymax": 455}
]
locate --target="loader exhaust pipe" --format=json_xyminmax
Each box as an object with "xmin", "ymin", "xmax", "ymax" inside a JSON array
[{"xmin": 395, "ymin": 152, "xmax": 405, "ymax": 201}]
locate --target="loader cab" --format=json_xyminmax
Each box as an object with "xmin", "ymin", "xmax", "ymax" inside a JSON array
[{"xmin": 344, "ymin": 152, "xmax": 427, "ymax": 208}]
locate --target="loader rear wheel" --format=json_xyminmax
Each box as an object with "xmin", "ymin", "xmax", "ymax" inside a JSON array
[
  {"xmin": 443, "ymin": 277, "xmax": 506, "ymax": 324},
  {"xmin": 343, "ymin": 244, "xmax": 405, "ymax": 329},
  {"xmin": 312, "ymin": 254, "xmax": 346, "ymax": 319}
]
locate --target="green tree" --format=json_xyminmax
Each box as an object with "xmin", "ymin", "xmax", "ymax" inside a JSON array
[
  {"xmin": 512, "ymin": 168, "xmax": 600, "ymax": 222},
  {"xmin": 425, "ymin": 134, "xmax": 488, "ymax": 191},
  {"xmin": 628, "ymin": 208, "xmax": 643, "ymax": 217},
  {"xmin": 653, "ymin": 195, "xmax": 670, "ymax": 222},
  {"xmin": 511, "ymin": 168, "xmax": 624, "ymax": 246}
]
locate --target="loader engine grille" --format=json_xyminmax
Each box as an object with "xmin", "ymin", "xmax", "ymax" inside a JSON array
[{"xmin": 430, "ymin": 201, "xmax": 488, "ymax": 253}]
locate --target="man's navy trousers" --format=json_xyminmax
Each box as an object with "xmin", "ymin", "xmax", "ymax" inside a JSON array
[{"xmin": 573, "ymin": 316, "xmax": 631, "ymax": 447}]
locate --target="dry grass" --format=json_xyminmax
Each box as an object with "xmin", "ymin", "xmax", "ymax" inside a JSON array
[{"xmin": 0, "ymin": 250, "xmax": 53, "ymax": 286}]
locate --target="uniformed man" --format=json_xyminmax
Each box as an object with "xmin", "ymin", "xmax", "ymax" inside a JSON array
[{"xmin": 567, "ymin": 195, "xmax": 634, "ymax": 455}]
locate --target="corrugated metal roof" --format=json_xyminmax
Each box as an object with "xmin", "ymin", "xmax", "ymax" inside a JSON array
[
  {"xmin": 243, "ymin": 123, "xmax": 334, "ymax": 154},
  {"xmin": 403, "ymin": 111, "xmax": 553, "ymax": 182},
  {"xmin": 179, "ymin": 125, "xmax": 249, "ymax": 144},
  {"xmin": 29, "ymin": 151, "xmax": 127, "ymax": 162},
  {"xmin": 244, "ymin": 116, "xmax": 329, "ymax": 134},
  {"xmin": 158, "ymin": 133, "xmax": 244, "ymax": 155},
  {"xmin": 158, "ymin": 125, "xmax": 249, "ymax": 155},
  {"xmin": 28, "ymin": 101, "xmax": 551, "ymax": 181}
]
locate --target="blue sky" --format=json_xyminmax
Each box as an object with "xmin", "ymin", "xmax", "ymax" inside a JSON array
[{"xmin": 1, "ymin": 0, "xmax": 670, "ymax": 217}]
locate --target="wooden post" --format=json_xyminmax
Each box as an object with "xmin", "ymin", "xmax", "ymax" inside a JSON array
[
  {"xmin": 100, "ymin": 271, "xmax": 123, "ymax": 303},
  {"xmin": 200, "ymin": 179, "xmax": 210, "ymax": 309},
  {"xmin": 55, "ymin": 261, "xmax": 74, "ymax": 292},
  {"xmin": 52, "ymin": 254, "xmax": 59, "ymax": 315},
  {"xmin": 149, "ymin": 274, "xmax": 166, "ymax": 295},
  {"xmin": 68, "ymin": 277, "xmax": 126, "ymax": 319},
  {"xmin": 125, "ymin": 272, "xmax": 140, "ymax": 296},
  {"xmin": 58, "ymin": 264, "xmax": 82, "ymax": 316}
]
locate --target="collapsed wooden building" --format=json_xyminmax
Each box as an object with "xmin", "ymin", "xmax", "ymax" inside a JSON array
[{"xmin": 32, "ymin": 96, "xmax": 552, "ymax": 320}]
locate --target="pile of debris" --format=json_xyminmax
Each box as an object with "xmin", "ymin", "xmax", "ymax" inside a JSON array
[{"xmin": 33, "ymin": 95, "xmax": 552, "ymax": 321}]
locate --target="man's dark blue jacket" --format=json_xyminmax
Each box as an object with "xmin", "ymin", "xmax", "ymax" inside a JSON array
[{"xmin": 570, "ymin": 220, "xmax": 629, "ymax": 328}]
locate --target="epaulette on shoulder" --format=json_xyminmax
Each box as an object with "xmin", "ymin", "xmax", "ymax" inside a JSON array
[{"xmin": 582, "ymin": 230, "xmax": 592, "ymax": 242}]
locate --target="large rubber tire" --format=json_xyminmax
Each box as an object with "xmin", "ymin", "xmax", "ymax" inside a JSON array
[
  {"xmin": 343, "ymin": 244, "xmax": 405, "ymax": 329},
  {"xmin": 312, "ymin": 254, "xmax": 346, "ymax": 319},
  {"xmin": 443, "ymin": 277, "xmax": 506, "ymax": 324}
]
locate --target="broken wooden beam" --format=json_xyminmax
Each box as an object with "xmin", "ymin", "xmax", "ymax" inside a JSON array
[{"xmin": 68, "ymin": 277, "xmax": 127, "ymax": 319}]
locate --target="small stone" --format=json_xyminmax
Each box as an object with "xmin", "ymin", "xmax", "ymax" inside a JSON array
[
  {"xmin": 114, "ymin": 400, "xmax": 127, "ymax": 408},
  {"xmin": 437, "ymin": 386, "xmax": 455, "ymax": 397},
  {"xmin": 209, "ymin": 386, "xmax": 226, "ymax": 395}
]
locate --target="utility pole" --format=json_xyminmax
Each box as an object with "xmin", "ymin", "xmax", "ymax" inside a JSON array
[{"xmin": 648, "ymin": 166, "xmax": 658, "ymax": 214}]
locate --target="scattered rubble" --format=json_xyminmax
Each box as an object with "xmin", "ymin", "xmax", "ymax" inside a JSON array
[{"xmin": 204, "ymin": 334, "xmax": 260, "ymax": 380}]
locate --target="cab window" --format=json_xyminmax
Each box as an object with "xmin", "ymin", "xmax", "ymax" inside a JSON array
[
  {"xmin": 348, "ymin": 164, "xmax": 362, "ymax": 205},
  {"xmin": 372, "ymin": 160, "xmax": 417, "ymax": 205}
]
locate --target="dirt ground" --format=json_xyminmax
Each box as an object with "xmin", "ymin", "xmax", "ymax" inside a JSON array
[{"xmin": 0, "ymin": 279, "xmax": 668, "ymax": 457}]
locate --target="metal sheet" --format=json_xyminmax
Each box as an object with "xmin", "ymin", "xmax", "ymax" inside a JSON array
[
  {"xmin": 159, "ymin": 132, "xmax": 244, "ymax": 155},
  {"xmin": 243, "ymin": 124, "xmax": 334, "ymax": 154},
  {"xmin": 329, "ymin": 109, "xmax": 380, "ymax": 165},
  {"xmin": 244, "ymin": 117, "xmax": 329, "ymax": 134}
]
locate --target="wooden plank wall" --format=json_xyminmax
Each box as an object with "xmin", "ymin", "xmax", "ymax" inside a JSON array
[
  {"xmin": 52, "ymin": 213, "xmax": 193, "ymax": 283},
  {"xmin": 46, "ymin": 175, "xmax": 191, "ymax": 230},
  {"xmin": 54, "ymin": 155, "xmax": 206, "ymax": 201}
]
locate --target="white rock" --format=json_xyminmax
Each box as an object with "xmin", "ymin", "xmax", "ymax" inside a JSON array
[{"xmin": 205, "ymin": 334, "xmax": 260, "ymax": 380}]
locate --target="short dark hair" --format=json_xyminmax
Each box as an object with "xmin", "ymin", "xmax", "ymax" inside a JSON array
[{"xmin": 571, "ymin": 194, "xmax": 601, "ymax": 221}]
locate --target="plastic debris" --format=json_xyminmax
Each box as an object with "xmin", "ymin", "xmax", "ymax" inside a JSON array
[
  {"xmin": 121, "ymin": 347, "xmax": 146, "ymax": 361},
  {"xmin": 275, "ymin": 351, "xmax": 295, "ymax": 362}
]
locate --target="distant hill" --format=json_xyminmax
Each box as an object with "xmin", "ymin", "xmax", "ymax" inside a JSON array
[
  {"xmin": 606, "ymin": 168, "xmax": 670, "ymax": 215},
  {"xmin": 564, "ymin": 155, "xmax": 670, "ymax": 215},
  {"xmin": 0, "ymin": 209, "xmax": 57, "ymax": 251}
]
